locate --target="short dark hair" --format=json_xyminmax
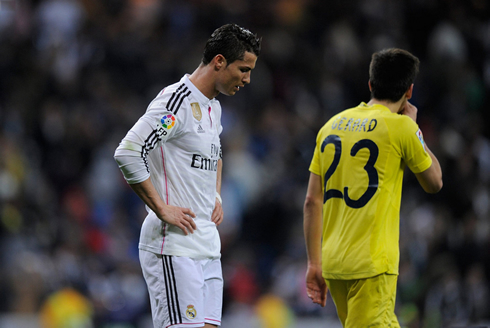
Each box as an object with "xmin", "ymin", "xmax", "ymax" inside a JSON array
[
  {"xmin": 369, "ymin": 48, "xmax": 420, "ymax": 103},
  {"xmin": 202, "ymin": 24, "xmax": 261, "ymax": 65}
]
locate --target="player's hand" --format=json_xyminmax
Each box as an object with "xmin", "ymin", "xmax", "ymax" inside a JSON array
[
  {"xmin": 211, "ymin": 198, "xmax": 224, "ymax": 226},
  {"xmin": 399, "ymin": 101, "xmax": 418, "ymax": 122},
  {"xmin": 306, "ymin": 265, "xmax": 327, "ymax": 307},
  {"xmin": 159, "ymin": 205, "xmax": 197, "ymax": 235}
]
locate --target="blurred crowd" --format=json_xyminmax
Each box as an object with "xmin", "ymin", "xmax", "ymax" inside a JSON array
[{"xmin": 0, "ymin": 0, "xmax": 490, "ymax": 327}]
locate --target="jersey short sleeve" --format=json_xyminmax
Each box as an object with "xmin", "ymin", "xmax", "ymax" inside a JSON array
[
  {"xmin": 309, "ymin": 128, "xmax": 324, "ymax": 176},
  {"xmin": 391, "ymin": 116, "xmax": 432, "ymax": 174}
]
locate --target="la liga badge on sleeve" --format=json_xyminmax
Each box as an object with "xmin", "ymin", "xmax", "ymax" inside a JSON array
[
  {"xmin": 161, "ymin": 114, "xmax": 176, "ymax": 129},
  {"xmin": 416, "ymin": 129, "xmax": 426, "ymax": 150}
]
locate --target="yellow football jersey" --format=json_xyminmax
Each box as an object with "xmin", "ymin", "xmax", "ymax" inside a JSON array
[{"xmin": 309, "ymin": 102, "xmax": 432, "ymax": 279}]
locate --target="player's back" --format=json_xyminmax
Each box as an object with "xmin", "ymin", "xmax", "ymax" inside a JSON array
[{"xmin": 311, "ymin": 102, "xmax": 419, "ymax": 279}]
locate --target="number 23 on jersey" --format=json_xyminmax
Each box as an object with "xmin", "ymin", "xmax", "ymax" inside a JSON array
[{"xmin": 321, "ymin": 135, "xmax": 379, "ymax": 209}]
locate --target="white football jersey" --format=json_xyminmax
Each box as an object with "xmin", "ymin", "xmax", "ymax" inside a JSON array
[{"xmin": 114, "ymin": 75, "xmax": 223, "ymax": 259}]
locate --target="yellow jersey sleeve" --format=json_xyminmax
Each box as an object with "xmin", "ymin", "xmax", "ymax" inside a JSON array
[
  {"xmin": 309, "ymin": 126, "xmax": 326, "ymax": 176},
  {"xmin": 390, "ymin": 115, "xmax": 432, "ymax": 174}
]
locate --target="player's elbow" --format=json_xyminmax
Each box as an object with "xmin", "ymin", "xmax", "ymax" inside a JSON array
[
  {"xmin": 420, "ymin": 176, "xmax": 443, "ymax": 194},
  {"xmin": 425, "ymin": 179, "xmax": 443, "ymax": 194},
  {"xmin": 415, "ymin": 166, "xmax": 443, "ymax": 194},
  {"xmin": 113, "ymin": 152, "xmax": 125, "ymax": 167},
  {"xmin": 304, "ymin": 194, "xmax": 322, "ymax": 212}
]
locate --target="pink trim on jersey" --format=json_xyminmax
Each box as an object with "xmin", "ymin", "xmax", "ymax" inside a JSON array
[
  {"xmin": 161, "ymin": 146, "xmax": 169, "ymax": 254},
  {"xmin": 166, "ymin": 322, "xmax": 205, "ymax": 328},
  {"xmin": 208, "ymin": 106, "xmax": 212, "ymax": 127},
  {"xmin": 159, "ymin": 88, "xmax": 166, "ymax": 96},
  {"xmin": 160, "ymin": 147, "xmax": 169, "ymax": 205},
  {"xmin": 205, "ymin": 318, "xmax": 221, "ymax": 323}
]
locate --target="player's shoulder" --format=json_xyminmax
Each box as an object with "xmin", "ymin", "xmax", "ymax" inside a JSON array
[
  {"xmin": 379, "ymin": 113, "xmax": 421, "ymax": 150},
  {"xmin": 146, "ymin": 80, "xmax": 192, "ymax": 117},
  {"xmin": 381, "ymin": 111, "xmax": 418, "ymax": 133}
]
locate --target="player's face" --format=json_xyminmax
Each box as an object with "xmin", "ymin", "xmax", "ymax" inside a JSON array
[{"xmin": 216, "ymin": 51, "xmax": 257, "ymax": 96}]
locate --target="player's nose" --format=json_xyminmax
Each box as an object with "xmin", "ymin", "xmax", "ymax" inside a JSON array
[{"xmin": 242, "ymin": 72, "xmax": 251, "ymax": 84}]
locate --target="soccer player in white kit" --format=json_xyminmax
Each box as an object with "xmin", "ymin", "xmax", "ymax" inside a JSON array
[{"xmin": 114, "ymin": 24, "xmax": 261, "ymax": 328}]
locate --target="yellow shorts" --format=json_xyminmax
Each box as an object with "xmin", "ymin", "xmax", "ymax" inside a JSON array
[{"xmin": 326, "ymin": 273, "xmax": 400, "ymax": 328}]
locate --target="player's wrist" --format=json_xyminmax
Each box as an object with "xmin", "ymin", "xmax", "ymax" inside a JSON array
[
  {"xmin": 307, "ymin": 261, "xmax": 322, "ymax": 268},
  {"xmin": 215, "ymin": 192, "xmax": 222, "ymax": 204}
]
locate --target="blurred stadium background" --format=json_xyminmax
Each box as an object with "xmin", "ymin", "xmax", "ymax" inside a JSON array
[{"xmin": 0, "ymin": 0, "xmax": 489, "ymax": 327}]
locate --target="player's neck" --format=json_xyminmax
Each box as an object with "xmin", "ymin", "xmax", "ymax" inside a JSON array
[
  {"xmin": 367, "ymin": 97, "xmax": 405, "ymax": 114},
  {"xmin": 189, "ymin": 65, "xmax": 219, "ymax": 100}
]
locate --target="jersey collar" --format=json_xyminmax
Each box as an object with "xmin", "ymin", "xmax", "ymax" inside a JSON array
[
  {"xmin": 182, "ymin": 74, "xmax": 213, "ymax": 107},
  {"xmin": 359, "ymin": 102, "xmax": 391, "ymax": 112}
]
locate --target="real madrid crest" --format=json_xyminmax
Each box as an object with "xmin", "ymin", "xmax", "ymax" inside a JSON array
[
  {"xmin": 185, "ymin": 304, "xmax": 197, "ymax": 319},
  {"xmin": 191, "ymin": 103, "xmax": 202, "ymax": 121}
]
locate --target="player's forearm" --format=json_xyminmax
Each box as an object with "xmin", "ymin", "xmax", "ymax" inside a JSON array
[
  {"xmin": 216, "ymin": 159, "xmax": 222, "ymax": 195},
  {"xmin": 426, "ymin": 146, "xmax": 442, "ymax": 184},
  {"xmin": 304, "ymin": 197, "xmax": 323, "ymax": 266},
  {"xmin": 304, "ymin": 173, "xmax": 324, "ymax": 266},
  {"xmin": 129, "ymin": 178, "xmax": 167, "ymax": 217},
  {"xmin": 416, "ymin": 145, "xmax": 443, "ymax": 194}
]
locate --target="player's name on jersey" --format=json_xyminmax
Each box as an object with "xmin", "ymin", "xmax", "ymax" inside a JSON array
[
  {"xmin": 191, "ymin": 154, "xmax": 219, "ymax": 172},
  {"xmin": 331, "ymin": 117, "xmax": 378, "ymax": 133}
]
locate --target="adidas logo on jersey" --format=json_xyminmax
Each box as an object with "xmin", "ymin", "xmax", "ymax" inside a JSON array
[{"xmin": 197, "ymin": 125, "xmax": 205, "ymax": 133}]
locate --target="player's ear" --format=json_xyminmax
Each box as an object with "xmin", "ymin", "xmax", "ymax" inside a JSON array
[
  {"xmin": 405, "ymin": 84, "xmax": 414, "ymax": 100},
  {"xmin": 368, "ymin": 80, "xmax": 372, "ymax": 91},
  {"xmin": 213, "ymin": 55, "xmax": 226, "ymax": 71}
]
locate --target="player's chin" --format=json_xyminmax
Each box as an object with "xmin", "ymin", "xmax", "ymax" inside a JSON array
[{"xmin": 223, "ymin": 90, "xmax": 237, "ymax": 96}]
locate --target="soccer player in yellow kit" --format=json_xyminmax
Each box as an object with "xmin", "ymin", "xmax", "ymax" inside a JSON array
[{"xmin": 303, "ymin": 48, "xmax": 443, "ymax": 327}]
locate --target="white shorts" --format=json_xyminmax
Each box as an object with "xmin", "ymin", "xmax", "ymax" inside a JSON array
[{"xmin": 139, "ymin": 250, "xmax": 223, "ymax": 328}]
